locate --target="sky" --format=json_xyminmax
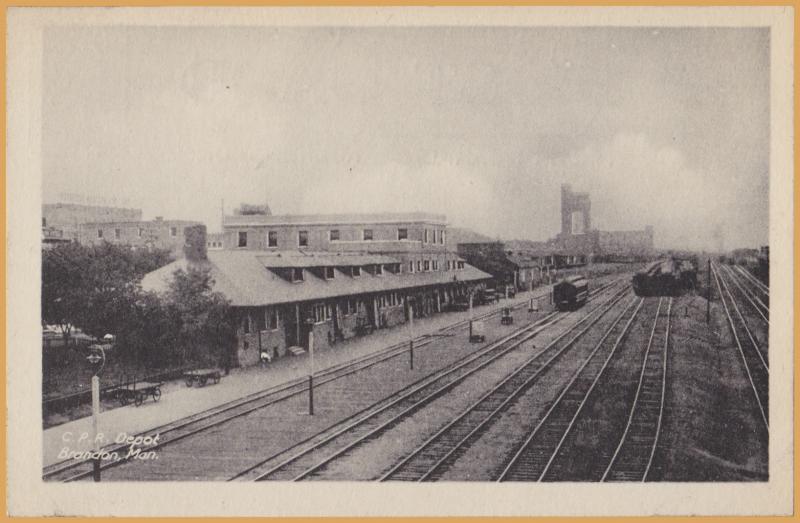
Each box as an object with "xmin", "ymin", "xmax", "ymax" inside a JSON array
[{"xmin": 42, "ymin": 26, "xmax": 769, "ymax": 250}]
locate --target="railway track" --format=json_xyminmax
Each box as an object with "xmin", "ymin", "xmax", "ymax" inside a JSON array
[
  {"xmin": 42, "ymin": 287, "xmax": 568, "ymax": 482},
  {"xmin": 496, "ymin": 296, "xmax": 644, "ymax": 482},
  {"xmin": 720, "ymin": 264, "xmax": 769, "ymax": 325},
  {"xmin": 378, "ymin": 290, "xmax": 633, "ymax": 482},
  {"xmin": 734, "ymin": 264, "xmax": 770, "ymax": 299},
  {"xmin": 234, "ymin": 282, "xmax": 630, "ymax": 481},
  {"xmin": 711, "ymin": 262, "xmax": 769, "ymax": 432},
  {"xmin": 602, "ymin": 297, "xmax": 672, "ymax": 482}
]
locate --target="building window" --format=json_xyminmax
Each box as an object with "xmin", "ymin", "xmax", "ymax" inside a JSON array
[
  {"xmin": 238, "ymin": 231, "xmax": 247, "ymax": 248},
  {"xmin": 114, "ymin": 228, "xmax": 121, "ymax": 240},
  {"xmin": 268, "ymin": 231, "xmax": 278, "ymax": 247},
  {"xmin": 97, "ymin": 229, "xmax": 103, "ymax": 239},
  {"xmin": 291, "ymin": 268, "xmax": 304, "ymax": 282},
  {"xmin": 409, "ymin": 261, "xmax": 414, "ymax": 273},
  {"xmin": 170, "ymin": 227, "xmax": 177, "ymax": 237},
  {"xmin": 447, "ymin": 260, "xmax": 451, "ymax": 270},
  {"xmin": 42, "ymin": 217, "xmax": 47, "ymax": 227},
  {"xmin": 441, "ymin": 230, "xmax": 446, "ymax": 244},
  {"xmin": 329, "ymin": 229, "xmax": 340, "ymax": 242},
  {"xmin": 298, "ymin": 230, "xmax": 308, "ymax": 247},
  {"xmin": 375, "ymin": 264, "xmax": 383, "ymax": 276},
  {"xmin": 432, "ymin": 260, "xmax": 439, "ymax": 271},
  {"xmin": 424, "ymin": 229, "xmax": 428, "ymax": 243},
  {"xmin": 243, "ymin": 314, "xmax": 251, "ymax": 334},
  {"xmin": 325, "ymin": 267, "xmax": 335, "ymax": 279},
  {"xmin": 267, "ymin": 308, "xmax": 279, "ymax": 330},
  {"xmin": 417, "ymin": 260, "xmax": 422, "ymax": 272},
  {"xmin": 457, "ymin": 261, "xmax": 465, "ymax": 270},
  {"xmin": 398, "ymin": 228, "xmax": 408, "ymax": 240},
  {"xmin": 424, "ymin": 260, "xmax": 430, "ymax": 271},
  {"xmin": 363, "ymin": 229, "xmax": 373, "ymax": 241},
  {"xmin": 138, "ymin": 228, "xmax": 144, "ymax": 238},
  {"xmin": 351, "ymin": 266, "xmax": 361, "ymax": 277}
]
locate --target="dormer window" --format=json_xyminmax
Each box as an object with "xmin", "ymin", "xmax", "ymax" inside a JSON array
[
  {"xmin": 324, "ymin": 267, "xmax": 335, "ymax": 279},
  {"xmin": 375, "ymin": 264, "xmax": 383, "ymax": 276},
  {"xmin": 291, "ymin": 268, "xmax": 304, "ymax": 282},
  {"xmin": 351, "ymin": 266, "xmax": 361, "ymax": 278}
]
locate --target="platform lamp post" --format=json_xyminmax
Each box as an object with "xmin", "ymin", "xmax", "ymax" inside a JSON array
[
  {"xmin": 86, "ymin": 344, "xmax": 106, "ymax": 482},
  {"xmin": 305, "ymin": 316, "xmax": 316, "ymax": 416}
]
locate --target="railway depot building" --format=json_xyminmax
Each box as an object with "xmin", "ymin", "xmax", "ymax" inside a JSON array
[{"xmin": 143, "ymin": 214, "xmax": 491, "ymax": 367}]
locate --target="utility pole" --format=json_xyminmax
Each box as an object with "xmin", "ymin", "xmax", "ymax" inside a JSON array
[
  {"xmin": 706, "ymin": 259, "xmax": 712, "ymax": 323},
  {"xmin": 307, "ymin": 322, "xmax": 315, "ymax": 416},
  {"xmin": 408, "ymin": 305, "xmax": 415, "ymax": 370}
]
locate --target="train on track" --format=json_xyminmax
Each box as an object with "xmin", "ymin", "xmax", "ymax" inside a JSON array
[
  {"xmin": 632, "ymin": 257, "xmax": 698, "ymax": 297},
  {"xmin": 553, "ymin": 275, "xmax": 589, "ymax": 311}
]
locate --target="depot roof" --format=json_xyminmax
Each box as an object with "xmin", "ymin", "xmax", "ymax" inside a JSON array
[{"xmin": 142, "ymin": 249, "xmax": 491, "ymax": 307}]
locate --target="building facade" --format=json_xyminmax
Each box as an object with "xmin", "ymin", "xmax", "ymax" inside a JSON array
[
  {"xmin": 77, "ymin": 217, "xmax": 201, "ymax": 257},
  {"xmin": 143, "ymin": 216, "xmax": 491, "ymax": 367},
  {"xmin": 43, "ymin": 203, "xmax": 142, "ymax": 241}
]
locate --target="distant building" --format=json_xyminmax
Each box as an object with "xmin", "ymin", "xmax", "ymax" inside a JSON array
[
  {"xmin": 206, "ymin": 232, "xmax": 225, "ymax": 250},
  {"xmin": 41, "ymin": 227, "xmax": 71, "ymax": 250},
  {"xmin": 77, "ymin": 217, "xmax": 201, "ymax": 257},
  {"xmin": 551, "ymin": 184, "xmax": 655, "ymax": 261},
  {"xmin": 43, "ymin": 203, "xmax": 142, "ymax": 241}
]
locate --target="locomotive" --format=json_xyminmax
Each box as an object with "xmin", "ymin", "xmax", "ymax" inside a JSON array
[
  {"xmin": 553, "ymin": 275, "xmax": 589, "ymax": 311},
  {"xmin": 632, "ymin": 257, "xmax": 697, "ymax": 297}
]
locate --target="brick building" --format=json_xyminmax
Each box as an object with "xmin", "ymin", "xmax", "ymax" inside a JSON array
[
  {"xmin": 143, "ymin": 216, "xmax": 491, "ymax": 367},
  {"xmin": 43, "ymin": 203, "xmax": 142, "ymax": 241},
  {"xmin": 77, "ymin": 217, "xmax": 202, "ymax": 257}
]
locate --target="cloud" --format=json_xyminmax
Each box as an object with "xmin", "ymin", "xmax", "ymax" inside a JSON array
[{"xmin": 300, "ymin": 157, "xmax": 499, "ymax": 233}]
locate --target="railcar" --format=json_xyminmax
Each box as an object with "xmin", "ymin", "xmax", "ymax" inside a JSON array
[
  {"xmin": 632, "ymin": 257, "xmax": 697, "ymax": 296},
  {"xmin": 553, "ymin": 275, "xmax": 589, "ymax": 311}
]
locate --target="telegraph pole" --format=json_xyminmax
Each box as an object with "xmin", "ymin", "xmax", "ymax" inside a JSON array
[
  {"xmin": 408, "ymin": 305, "xmax": 415, "ymax": 370},
  {"xmin": 307, "ymin": 322, "xmax": 315, "ymax": 416},
  {"xmin": 706, "ymin": 259, "xmax": 712, "ymax": 323}
]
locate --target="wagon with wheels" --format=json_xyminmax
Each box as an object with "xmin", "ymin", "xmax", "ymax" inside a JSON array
[
  {"xmin": 107, "ymin": 381, "xmax": 163, "ymax": 407},
  {"xmin": 183, "ymin": 368, "xmax": 222, "ymax": 387}
]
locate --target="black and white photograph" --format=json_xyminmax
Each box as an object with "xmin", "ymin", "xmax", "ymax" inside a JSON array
[{"xmin": 6, "ymin": 6, "xmax": 794, "ymax": 517}]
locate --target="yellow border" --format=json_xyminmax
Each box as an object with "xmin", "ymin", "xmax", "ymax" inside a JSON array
[{"xmin": 2, "ymin": 3, "xmax": 795, "ymax": 521}]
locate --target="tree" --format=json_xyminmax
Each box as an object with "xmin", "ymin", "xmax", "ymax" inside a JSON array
[
  {"xmin": 163, "ymin": 267, "xmax": 236, "ymax": 367},
  {"xmin": 41, "ymin": 242, "xmax": 174, "ymax": 343}
]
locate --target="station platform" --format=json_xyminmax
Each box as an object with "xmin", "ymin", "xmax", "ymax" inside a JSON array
[{"xmin": 43, "ymin": 287, "xmax": 552, "ymax": 468}]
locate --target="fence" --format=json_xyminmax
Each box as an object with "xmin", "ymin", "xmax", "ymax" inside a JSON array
[{"xmin": 42, "ymin": 366, "xmax": 193, "ymax": 424}]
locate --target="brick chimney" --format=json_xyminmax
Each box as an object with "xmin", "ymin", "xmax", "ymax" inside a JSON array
[{"xmin": 184, "ymin": 224, "xmax": 208, "ymax": 261}]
